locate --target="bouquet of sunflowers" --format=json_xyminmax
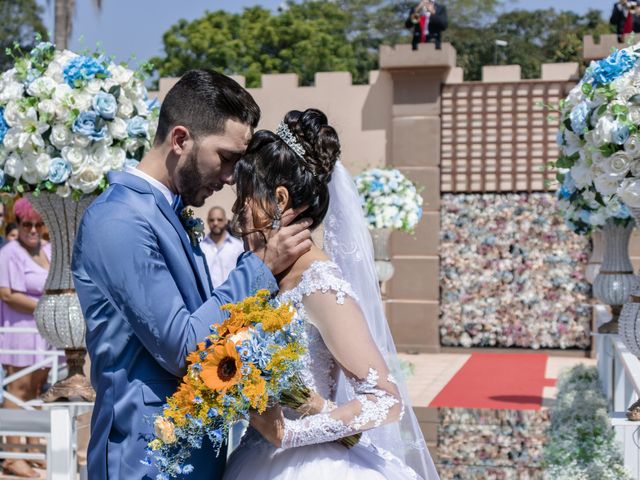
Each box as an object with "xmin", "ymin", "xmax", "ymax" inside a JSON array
[{"xmin": 144, "ymin": 290, "xmax": 307, "ymax": 478}]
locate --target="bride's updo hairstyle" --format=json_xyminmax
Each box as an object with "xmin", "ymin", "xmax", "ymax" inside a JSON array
[{"xmin": 233, "ymin": 108, "xmax": 340, "ymax": 233}]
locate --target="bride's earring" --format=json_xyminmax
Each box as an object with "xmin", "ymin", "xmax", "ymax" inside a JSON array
[{"xmin": 271, "ymin": 207, "xmax": 282, "ymax": 230}]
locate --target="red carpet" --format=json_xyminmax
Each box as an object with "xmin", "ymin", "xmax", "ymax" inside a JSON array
[{"xmin": 429, "ymin": 353, "xmax": 556, "ymax": 410}]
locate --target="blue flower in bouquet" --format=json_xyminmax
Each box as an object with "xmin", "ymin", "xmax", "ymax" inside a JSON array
[
  {"xmin": 147, "ymin": 96, "xmax": 160, "ymax": 111},
  {"xmin": 0, "ymin": 108, "xmax": 8, "ymax": 144},
  {"xmin": 73, "ymin": 111, "xmax": 107, "ymax": 140},
  {"xmin": 127, "ymin": 116, "xmax": 149, "ymax": 138},
  {"xmin": 23, "ymin": 68, "xmax": 42, "ymax": 86},
  {"xmin": 242, "ymin": 334, "xmax": 272, "ymax": 371},
  {"xmin": 63, "ymin": 55, "xmax": 109, "ymax": 87},
  {"xmin": 578, "ymin": 209, "xmax": 591, "ymax": 224},
  {"xmin": 48, "ymin": 157, "xmax": 72, "ymax": 184},
  {"xmin": 589, "ymin": 49, "xmax": 637, "ymax": 87},
  {"xmin": 556, "ymin": 129, "xmax": 565, "ymax": 147},
  {"xmin": 570, "ymin": 102, "xmax": 589, "ymax": 135},
  {"xmin": 0, "ymin": 170, "xmax": 6, "ymax": 189},
  {"xmin": 612, "ymin": 122, "xmax": 630, "ymax": 145},
  {"xmin": 92, "ymin": 92, "xmax": 118, "ymax": 120}
]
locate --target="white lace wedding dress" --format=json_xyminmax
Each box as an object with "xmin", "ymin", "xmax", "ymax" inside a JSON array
[{"xmin": 223, "ymin": 260, "xmax": 433, "ymax": 480}]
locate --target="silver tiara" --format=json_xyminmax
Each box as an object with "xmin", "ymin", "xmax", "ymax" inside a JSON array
[{"xmin": 275, "ymin": 121, "xmax": 306, "ymax": 158}]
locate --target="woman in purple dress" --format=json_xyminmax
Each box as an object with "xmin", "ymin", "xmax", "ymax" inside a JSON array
[{"xmin": 0, "ymin": 198, "xmax": 51, "ymax": 478}]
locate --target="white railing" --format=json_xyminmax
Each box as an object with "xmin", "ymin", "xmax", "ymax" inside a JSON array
[
  {"xmin": 0, "ymin": 326, "xmax": 65, "ymax": 410},
  {"xmin": 595, "ymin": 306, "xmax": 640, "ymax": 478}
]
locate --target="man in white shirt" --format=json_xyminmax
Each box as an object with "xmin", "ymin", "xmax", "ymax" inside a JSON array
[{"xmin": 200, "ymin": 206, "xmax": 244, "ymax": 287}]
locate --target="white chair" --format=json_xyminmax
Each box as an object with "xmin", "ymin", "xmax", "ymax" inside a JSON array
[{"xmin": 0, "ymin": 403, "xmax": 91, "ymax": 480}]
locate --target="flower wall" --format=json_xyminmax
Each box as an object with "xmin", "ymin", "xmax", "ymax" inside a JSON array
[{"xmin": 440, "ymin": 193, "xmax": 592, "ymax": 349}]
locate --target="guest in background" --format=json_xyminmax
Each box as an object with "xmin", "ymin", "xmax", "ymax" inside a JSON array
[
  {"xmin": 4, "ymin": 223, "xmax": 18, "ymax": 244},
  {"xmin": 406, "ymin": 0, "xmax": 448, "ymax": 50},
  {"xmin": 0, "ymin": 198, "xmax": 51, "ymax": 478},
  {"xmin": 200, "ymin": 206, "xmax": 244, "ymax": 288},
  {"xmin": 611, "ymin": 0, "xmax": 640, "ymax": 42}
]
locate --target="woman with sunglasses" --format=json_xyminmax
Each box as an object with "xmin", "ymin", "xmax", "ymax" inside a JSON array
[{"xmin": 0, "ymin": 198, "xmax": 51, "ymax": 478}]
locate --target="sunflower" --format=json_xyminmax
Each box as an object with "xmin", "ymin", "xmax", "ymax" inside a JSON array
[{"xmin": 200, "ymin": 340, "xmax": 243, "ymax": 391}]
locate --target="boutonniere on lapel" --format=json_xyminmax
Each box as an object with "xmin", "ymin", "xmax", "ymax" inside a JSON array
[{"xmin": 179, "ymin": 208, "xmax": 205, "ymax": 246}]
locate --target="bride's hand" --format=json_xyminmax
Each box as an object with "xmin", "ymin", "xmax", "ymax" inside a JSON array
[
  {"xmin": 296, "ymin": 390, "xmax": 331, "ymax": 416},
  {"xmin": 250, "ymin": 405, "xmax": 286, "ymax": 448},
  {"xmin": 243, "ymin": 204, "xmax": 313, "ymax": 276}
]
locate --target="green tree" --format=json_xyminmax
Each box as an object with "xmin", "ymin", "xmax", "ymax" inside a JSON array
[
  {"xmin": 448, "ymin": 8, "xmax": 611, "ymax": 80},
  {"xmin": 152, "ymin": 3, "xmax": 356, "ymax": 87},
  {"xmin": 1, "ymin": 0, "xmax": 48, "ymax": 71}
]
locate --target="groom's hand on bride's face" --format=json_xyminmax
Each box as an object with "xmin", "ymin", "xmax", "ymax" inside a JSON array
[{"xmin": 247, "ymin": 205, "xmax": 313, "ymax": 275}]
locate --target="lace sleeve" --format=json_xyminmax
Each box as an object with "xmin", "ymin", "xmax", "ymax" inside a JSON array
[{"xmin": 280, "ymin": 272, "xmax": 403, "ymax": 449}]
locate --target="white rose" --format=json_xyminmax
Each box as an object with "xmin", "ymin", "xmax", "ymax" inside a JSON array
[
  {"xmin": 108, "ymin": 117, "xmax": 127, "ymax": 140},
  {"xmin": 34, "ymin": 152, "xmax": 52, "ymax": 180},
  {"xmin": 53, "ymin": 83, "xmax": 72, "ymax": 101},
  {"xmin": 73, "ymin": 92, "xmax": 92, "ymax": 111},
  {"xmin": 108, "ymin": 147, "xmax": 125, "ymax": 171},
  {"xmin": 56, "ymin": 183, "xmax": 71, "ymax": 198},
  {"xmin": 588, "ymin": 115, "xmax": 616, "ymax": 146},
  {"xmin": 3, "ymin": 101, "xmax": 26, "ymax": 127},
  {"xmin": 118, "ymin": 97, "xmax": 134, "ymax": 118},
  {"xmin": 594, "ymin": 172, "xmax": 624, "ymax": 196},
  {"xmin": 563, "ymin": 131, "xmax": 582, "ymax": 156},
  {"xmin": 72, "ymin": 134, "xmax": 91, "ymax": 149},
  {"xmin": 2, "ymin": 128, "xmax": 20, "ymax": 150},
  {"xmin": 229, "ymin": 330, "xmax": 251, "ymax": 344},
  {"xmin": 4, "ymin": 153, "xmax": 24, "ymax": 179},
  {"xmin": 625, "ymin": 135, "xmax": 640, "ymax": 157},
  {"xmin": 69, "ymin": 164, "xmax": 103, "ymax": 194},
  {"xmin": 605, "ymin": 151, "xmax": 632, "ymax": 176},
  {"xmin": 570, "ymin": 160, "xmax": 594, "ymax": 188},
  {"xmin": 133, "ymin": 99, "xmax": 149, "ymax": 117},
  {"xmin": 62, "ymin": 146, "xmax": 87, "ymax": 173},
  {"xmin": 22, "ymin": 167, "xmax": 38, "ymax": 185},
  {"xmin": 50, "ymin": 124, "xmax": 72, "ymax": 150},
  {"xmin": 630, "ymin": 107, "xmax": 640, "ymax": 125},
  {"xmin": 631, "ymin": 160, "xmax": 640, "ymax": 177},
  {"xmin": 38, "ymin": 99, "xmax": 57, "ymax": 117},
  {"xmin": 0, "ymin": 82, "xmax": 25, "ymax": 103},
  {"xmin": 85, "ymin": 79, "xmax": 102, "ymax": 95},
  {"xmin": 108, "ymin": 64, "xmax": 134, "ymax": 85},
  {"xmin": 619, "ymin": 178, "xmax": 640, "ymax": 208},
  {"xmin": 90, "ymin": 145, "xmax": 111, "ymax": 171},
  {"xmin": 26, "ymin": 76, "xmax": 57, "ymax": 99}
]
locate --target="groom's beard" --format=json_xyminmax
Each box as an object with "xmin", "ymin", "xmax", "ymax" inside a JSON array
[{"xmin": 178, "ymin": 147, "xmax": 206, "ymax": 207}]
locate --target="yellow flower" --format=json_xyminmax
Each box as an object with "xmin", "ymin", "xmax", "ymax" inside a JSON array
[
  {"xmin": 242, "ymin": 365, "xmax": 267, "ymax": 412},
  {"xmin": 149, "ymin": 439, "xmax": 163, "ymax": 451},
  {"xmin": 154, "ymin": 417, "xmax": 176, "ymax": 444},
  {"xmin": 200, "ymin": 340, "xmax": 243, "ymax": 391}
]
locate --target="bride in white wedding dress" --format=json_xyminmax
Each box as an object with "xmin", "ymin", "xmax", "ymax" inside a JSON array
[{"xmin": 223, "ymin": 109, "xmax": 439, "ymax": 480}]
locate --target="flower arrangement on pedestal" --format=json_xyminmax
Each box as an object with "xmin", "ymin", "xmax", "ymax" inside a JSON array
[
  {"xmin": 0, "ymin": 40, "xmax": 159, "ymax": 197},
  {"xmin": 354, "ymin": 168, "xmax": 423, "ymax": 282},
  {"xmin": 555, "ymin": 46, "xmax": 640, "ymax": 335},
  {"xmin": 0, "ymin": 39, "xmax": 159, "ymax": 400}
]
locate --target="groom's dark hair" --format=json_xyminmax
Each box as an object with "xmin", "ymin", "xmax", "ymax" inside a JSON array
[{"xmin": 154, "ymin": 69, "xmax": 260, "ymax": 145}]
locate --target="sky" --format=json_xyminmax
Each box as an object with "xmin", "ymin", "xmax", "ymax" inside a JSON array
[{"xmin": 35, "ymin": 0, "xmax": 611, "ymax": 67}]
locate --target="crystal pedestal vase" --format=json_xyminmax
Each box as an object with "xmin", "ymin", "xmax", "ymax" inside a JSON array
[
  {"xmin": 370, "ymin": 228, "xmax": 394, "ymax": 283},
  {"xmin": 585, "ymin": 230, "xmax": 604, "ymax": 285},
  {"xmin": 619, "ymin": 208, "xmax": 640, "ymax": 419},
  {"xmin": 593, "ymin": 219, "xmax": 636, "ymax": 334},
  {"xmin": 27, "ymin": 192, "xmax": 96, "ymax": 402}
]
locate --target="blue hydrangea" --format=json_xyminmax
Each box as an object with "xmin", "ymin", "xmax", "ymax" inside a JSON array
[
  {"xmin": 589, "ymin": 49, "xmax": 637, "ymax": 87},
  {"xmin": 0, "ymin": 108, "xmax": 8, "ymax": 145},
  {"xmin": 63, "ymin": 55, "xmax": 109, "ymax": 87},
  {"xmin": 617, "ymin": 203, "xmax": 631, "ymax": 219}
]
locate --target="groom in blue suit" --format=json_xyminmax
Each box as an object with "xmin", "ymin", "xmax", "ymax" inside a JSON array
[{"xmin": 72, "ymin": 70, "xmax": 312, "ymax": 479}]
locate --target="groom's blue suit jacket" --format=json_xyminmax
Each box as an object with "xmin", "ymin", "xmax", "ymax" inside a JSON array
[{"xmin": 72, "ymin": 171, "xmax": 276, "ymax": 479}]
